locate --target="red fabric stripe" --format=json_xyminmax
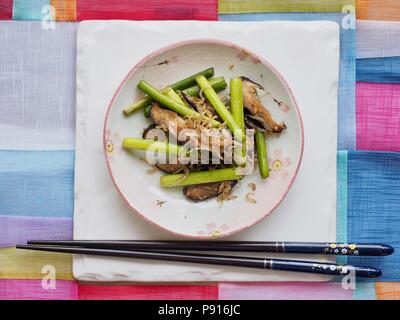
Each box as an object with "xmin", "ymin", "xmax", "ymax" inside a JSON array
[
  {"xmin": 76, "ymin": 0, "xmax": 217, "ymax": 21},
  {"xmin": 0, "ymin": 0, "xmax": 13, "ymax": 20},
  {"xmin": 78, "ymin": 284, "xmax": 218, "ymax": 300},
  {"xmin": 356, "ymin": 82, "xmax": 400, "ymax": 152}
]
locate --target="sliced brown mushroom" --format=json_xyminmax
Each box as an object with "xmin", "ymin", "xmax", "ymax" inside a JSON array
[
  {"xmin": 150, "ymin": 103, "xmax": 188, "ymax": 137},
  {"xmin": 142, "ymin": 123, "xmax": 158, "ymax": 139},
  {"xmin": 183, "ymin": 180, "xmax": 238, "ymax": 202},
  {"xmin": 241, "ymin": 77, "xmax": 287, "ymax": 133},
  {"xmin": 244, "ymin": 113, "xmax": 267, "ymax": 132},
  {"xmin": 154, "ymin": 162, "xmax": 186, "ymax": 174},
  {"xmin": 149, "ymin": 103, "xmax": 232, "ymax": 159},
  {"xmin": 142, "ymin": 123, "xmax": 186, "ymax": 173}
]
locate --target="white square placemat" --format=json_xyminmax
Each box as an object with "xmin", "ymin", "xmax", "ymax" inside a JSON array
[{"xmin": 74, "ymin": 20, "xmax": 339, "ymax": 282}]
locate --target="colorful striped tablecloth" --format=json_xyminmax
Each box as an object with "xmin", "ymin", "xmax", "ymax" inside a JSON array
[{"xmin": 1, "ymin": 0, "xmax": 400, "ymax": 300}]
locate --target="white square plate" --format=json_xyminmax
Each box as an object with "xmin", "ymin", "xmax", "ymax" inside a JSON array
[{"xmin": 74, "ymin": 20, "xmax": 339, "ymax": 282}]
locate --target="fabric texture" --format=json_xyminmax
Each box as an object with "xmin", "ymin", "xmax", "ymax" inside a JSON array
[
  {"xmin": 8, "ymin": 0, "xmax": 218, "ymax": 21},
  {"xmin": 0, "ymin": 22, "xmax": 77, "ymax": 150},
  {"xmin": 347, "ymin": 151, "xmax": 400, "ymax": 282},
  {"xmin": 335, "ymin": 151, "xmax": 347, "ymax": 266},
  {"xmin": 76, "ymin": 0, "xmax": 217, "ymax": 21},
  {"xmin": 357, "ymin": 57, "xmax": 400, "ymax": 84},
  {"xmin": 0, "ymin": 216, "xmax": 73, "ymax": 248},
  {"xmin": 337, "ymin": 151, "xmax": 348, "ymax": 242},
  {"xmin": 0, "ymin": 247, "xmax": 73, "ymax": 280},
  {"xmin": 376, "ymin": 283, "xmax": 400, "ymax": 300},
  {"xmin": 353, "ymin": 283, "xmax": 377, "ymax": 300},
  {"xmin": 13, "ymin": 0, "xmax": 49, "ymax": 20},
  {"xmin": 218, "ymin": 0, "xmax": 355, "ymax": 14},
  {"xmin": 51, "ymin": 0, "xmax": 76, "ymax": 21},
  {"xmin": 220, "ymin": 12, "xmax": 356, "ymax": 150},
  {"xmin": 357, "ymin": 0, "xmax": 400, "ymax": 21},
  {"xmin": 0, "ymin": 0, "xmax": 13, "ymax": 19},
  {"xmin": 0, "ymin": 280, "xmax": 78, "ymax": 300},
  {"xmin": 78, "ymin": 284, "xmax": 218, "ymax": 300},
  {"xmin": 218, "ymin": 282, "xmax": 353, "ymax": 300},
  {"xmin": 0, "ymin": 151, "xmax": 74, "ymax": 217},
  {"xmin": 356, "ymin": 83, "xmax": 400, "ymax": 152},
  {"xmin": 357, "ymin": 20, "xmax": 400, "ymax": 59}
]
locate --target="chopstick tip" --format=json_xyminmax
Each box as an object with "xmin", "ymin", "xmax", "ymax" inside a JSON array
[
  {"xmin": 383, "ymin": 244, "xmax": 395, "ymax": 256},
  {"xmin": 16, "ymin": 245, "xmax": 29, "ymax": 250}
]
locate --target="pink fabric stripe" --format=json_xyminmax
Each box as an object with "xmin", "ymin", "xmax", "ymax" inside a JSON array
[
  {"xmin": 78, "ymin": 284, "xmax": 218, "ymax": 300},
  {"xmin": 76, "ymin": 0, "xmax": 217, "ymax": 21},
  {"xmin": 219, "ymin": 282, "xmax": 353, "ymax": 300},
  {"xmin": 0, "ymin": 216, "xmax": 73, "ymax": 248},
  {"xmin": 0, "ymin": 0, "xmax": 13, "ymax": 20},
  {"xmin": 356, "ymin": 82, "xmax": 400, "ymax": 152},
  {"xmin": 0, "ymin": 280, "xmax": 78, "ymax": 300}
]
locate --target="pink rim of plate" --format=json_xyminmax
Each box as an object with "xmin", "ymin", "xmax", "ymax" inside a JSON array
[{"xmin": 103, "ymin": 39, "xmax": 304, "ymax": 239}]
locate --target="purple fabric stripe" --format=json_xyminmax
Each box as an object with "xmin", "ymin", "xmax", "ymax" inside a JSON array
[{"xmin": 0, "ymin": 216, "xmax": 73, "ymax": 248}]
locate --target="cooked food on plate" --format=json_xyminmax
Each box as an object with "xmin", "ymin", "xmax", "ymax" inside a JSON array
[{"xmin": 121, "ymin": 68, "xmax": 287, "ymax": 202}]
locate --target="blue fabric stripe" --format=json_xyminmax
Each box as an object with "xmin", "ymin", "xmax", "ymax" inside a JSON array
[
  {"xmin": 219, "ymin": 12, "xmax": 356, "ymax": 150},
  {"xmin": 0, "ymin": 150, "xmax": 74, "ymax": 217},
  {"xmin": 356, "ymin": 56, "xmax": 400, "ymax": 84},
  {"xmin": 337, "ymin": 150, "xmax": 348, "ymax": 243},
  {"xmin": 336, "ymin": 150, "xmax": 348, "ymax": 266},
  {"xmin": 347, "ymin": 151, "xmax": 400, "ymax": 282},
  {"xmin": 354, "ymin": 282, "xmax": 376, "ymax": 300},
  {"xmin": 13, "ymin": 0, "xmax": 50, "ymax": 20}
]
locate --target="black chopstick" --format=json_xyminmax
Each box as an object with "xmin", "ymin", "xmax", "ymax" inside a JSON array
[
  {"xmin": 16, "ymin": 244, "xmax": 381, "ymax": 278},
  {"xmin": 26, "ymin": 240, "xmax": 394, "ymax": 256}
]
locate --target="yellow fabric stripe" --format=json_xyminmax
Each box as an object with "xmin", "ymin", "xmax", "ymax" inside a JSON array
[{"xmin": 0, "ymin": 248, "xmax": 73, "ymax": 280}]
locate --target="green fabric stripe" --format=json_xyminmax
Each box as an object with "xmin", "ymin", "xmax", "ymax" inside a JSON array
[{"xmin": 218, "ymin": 0, "xmax": 356, "ymax": 14}]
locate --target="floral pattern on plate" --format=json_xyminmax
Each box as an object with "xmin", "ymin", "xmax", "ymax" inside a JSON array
[
  {"xmin": 105, "ymin": 129, "xmax": 121, "ymax": 160},
  {"xmin": 197, "ymin": 223, "xmax": 229, "ymax": 237},
  {"xmin": 269, "ymin": 148, "xmax": 292, "ymax": 180}
]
